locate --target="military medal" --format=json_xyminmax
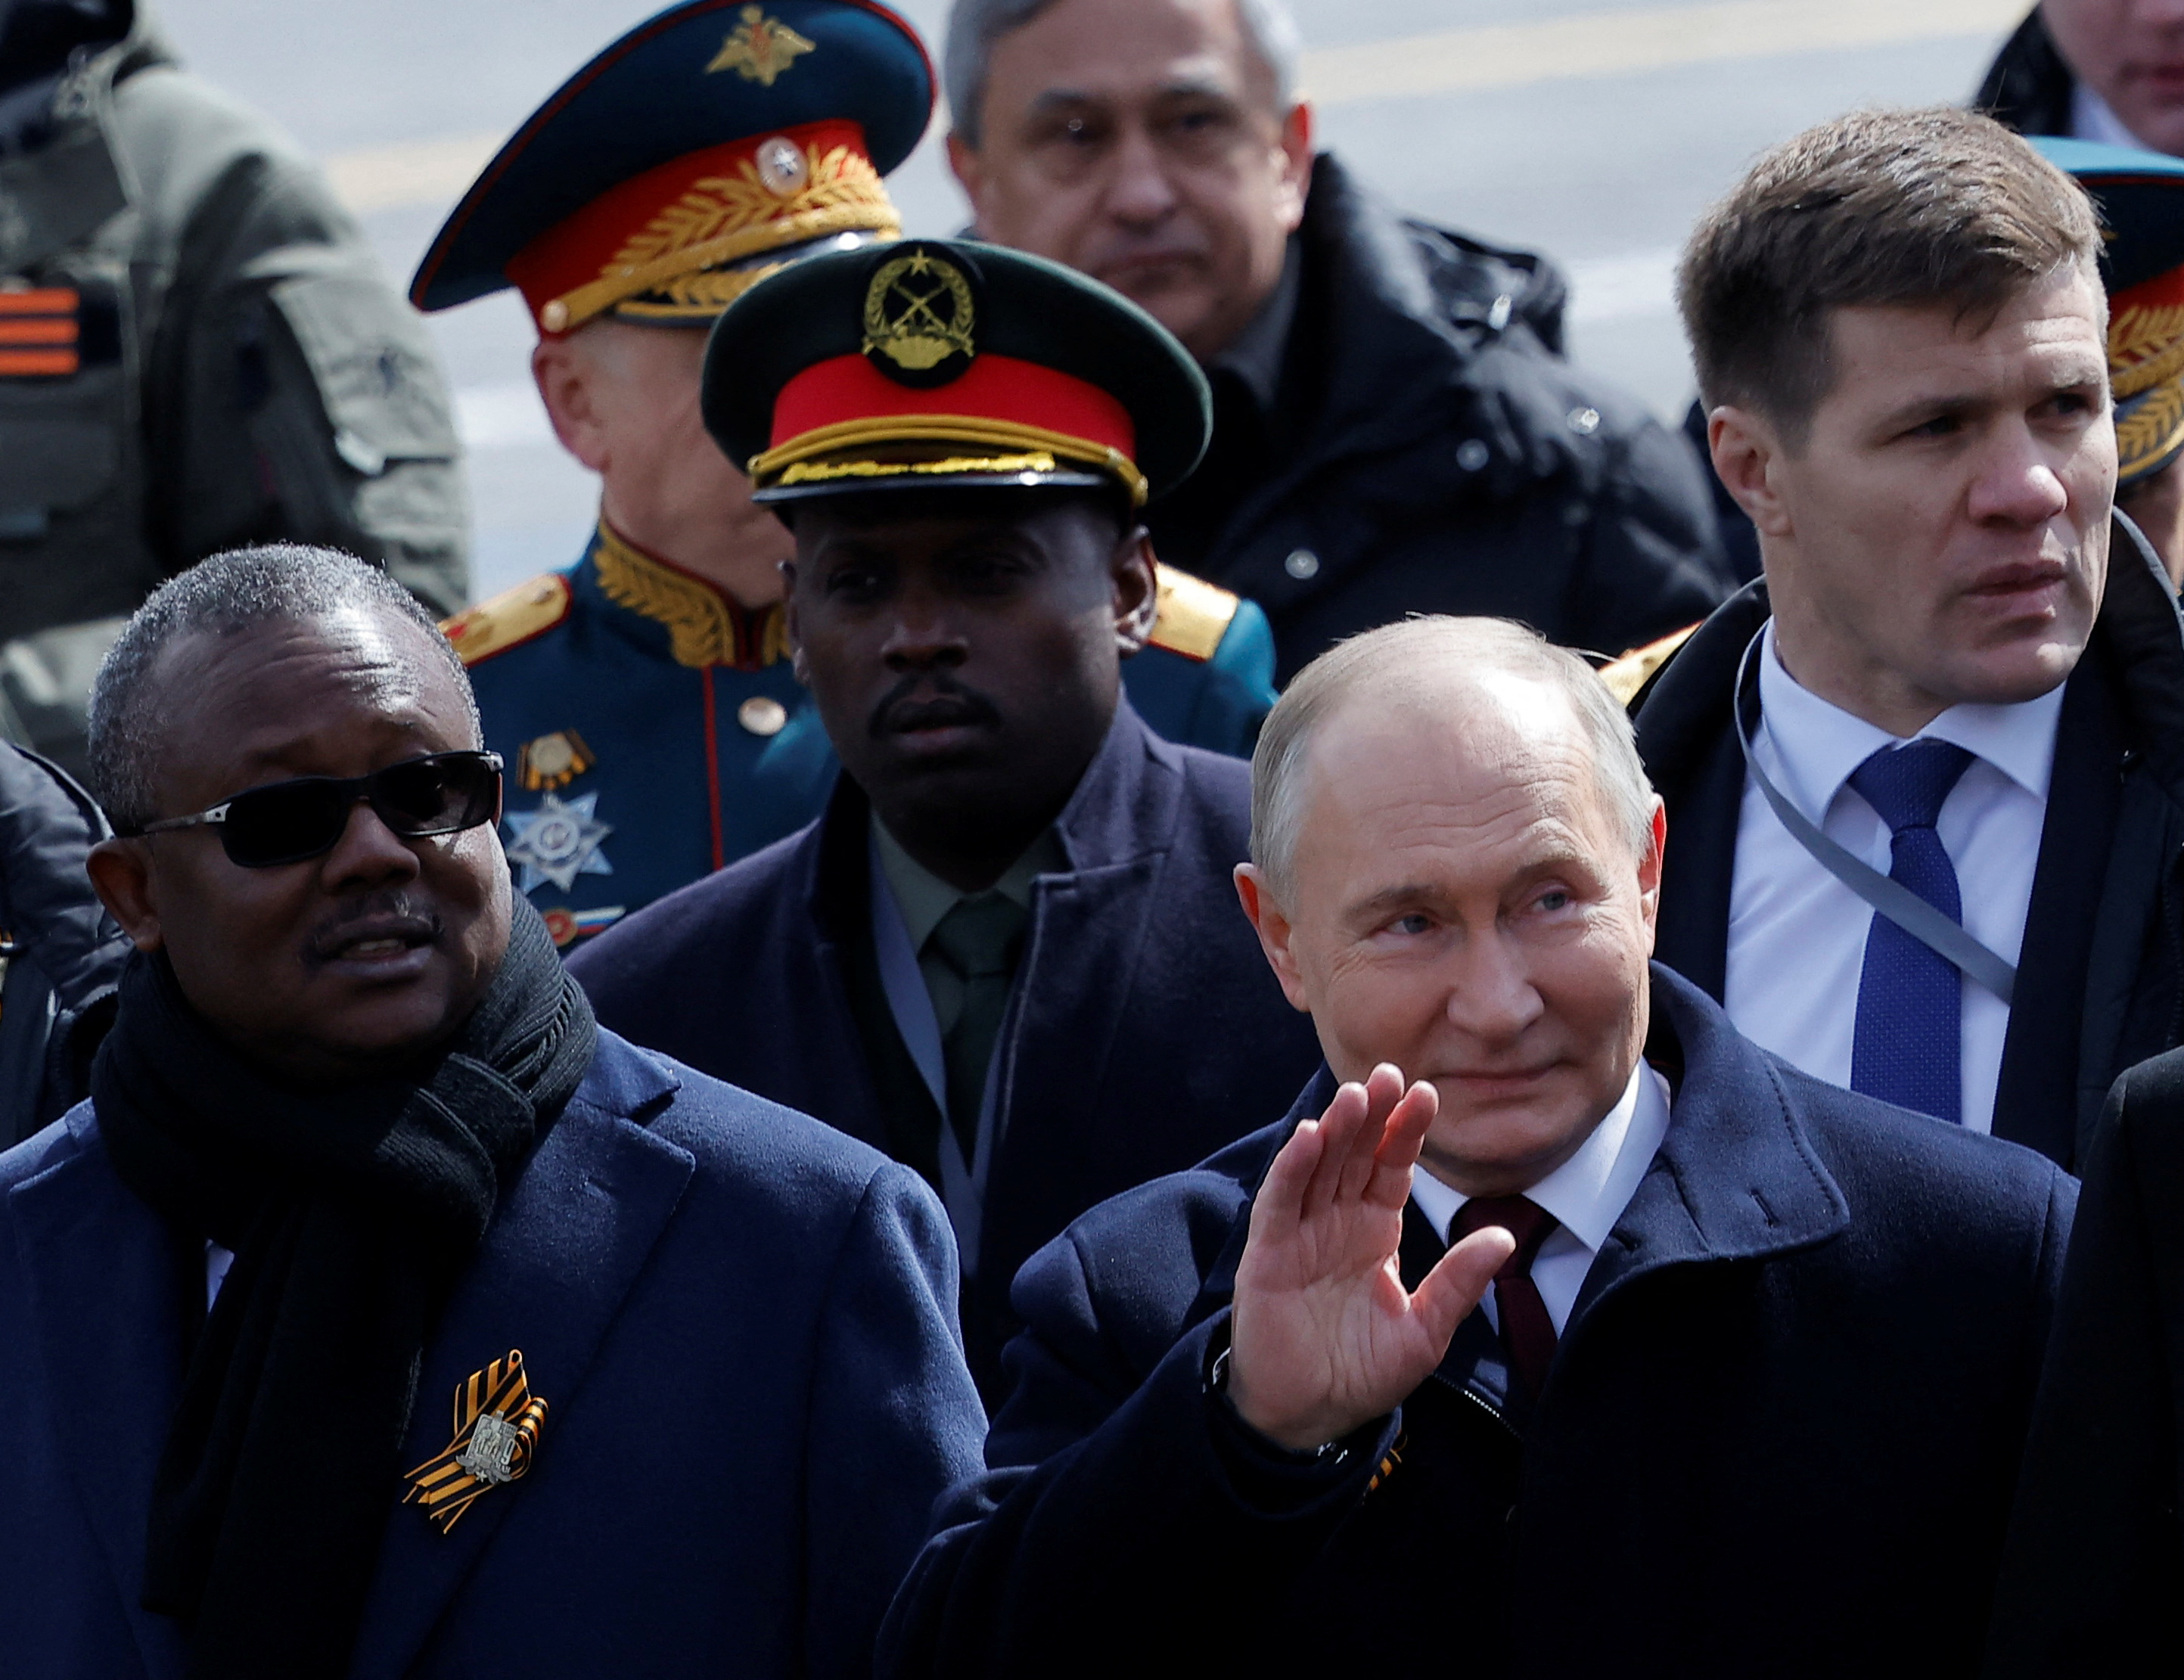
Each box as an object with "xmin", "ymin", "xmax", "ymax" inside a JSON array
[
  {"xmin": 518, "ymin": 728, "xmax": 596, "ymax": 792},
  {"xmin": 504, "ymin": 790, "xmax": 614, "ymax": 894},
  {"xmin": 403, "ymin": 1349, "xmax": 548, "ymax": 1532}
]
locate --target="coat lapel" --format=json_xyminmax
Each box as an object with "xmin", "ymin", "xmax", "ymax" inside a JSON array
[
  {"xmin": 346, "ymin": 1048, "xmax": 696, "ymax": 1680},
  {"xmin": 979, "ymin": 710, "xmax": 1183, "ymax": 1278},
  {"xmin": 1635, "ymin": 582, "xmax": 1772, "ymax": 1001},
  {"xmin": 1573, "ymin": 970, "xmax": 1850, "ymax": 1328},
  {"xmin": 10, "ymin": 1113, "xmax": 191, "ymax": 1678},
  {"xmin": 1990, "ymin": 648, "xmax": 2123, "ymax": 1163}
]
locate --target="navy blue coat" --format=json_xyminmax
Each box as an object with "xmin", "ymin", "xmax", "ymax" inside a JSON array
[
  {"xmin": 0, "ymin": 1029, "xmax": 986, "ymax": 1679},
  {"xmin": 881, "ymin": 967, "xmax": 2075, "ymax": 1678},
  {"xmin": 572, "ymin": 704, "xmax": 1326, "ymax": 1393}
]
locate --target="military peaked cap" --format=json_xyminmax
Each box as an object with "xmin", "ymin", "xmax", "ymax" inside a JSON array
[
  {"xmin": 701, "ymin": 237, "xmax": 1213, "ymax": 507},
  {"xmin": 2037, "ymin": 136, "xmax": 2184, "ymax": 487},
  {"xmin": 410, "ymin": 0, "xmax": 930, "ymax": 334}
]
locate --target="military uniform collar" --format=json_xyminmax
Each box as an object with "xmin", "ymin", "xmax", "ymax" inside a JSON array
[{"xmin": 585, "ymin": 519, "xmax": 789, "ymax": 672}]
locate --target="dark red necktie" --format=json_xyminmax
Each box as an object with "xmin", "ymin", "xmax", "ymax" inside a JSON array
[{"xmin": 1449, "ymin": 1195, "xmax": 1561, "ymax": 1400}]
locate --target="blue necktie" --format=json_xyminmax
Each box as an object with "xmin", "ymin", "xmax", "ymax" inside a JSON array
[{"xmin": 1847, "ymin": 740, "xmax": 1975, "ymax": 1124}]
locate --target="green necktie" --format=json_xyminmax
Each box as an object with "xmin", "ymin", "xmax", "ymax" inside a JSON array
[{"xmin": 926, "ymin": 893, "xmax": 1029, "ymax": 1159}]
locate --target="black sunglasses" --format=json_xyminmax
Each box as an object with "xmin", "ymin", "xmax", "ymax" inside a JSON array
[{"xmin": 123, "ymin": 751, "xmax": 504, "ymax": 868}]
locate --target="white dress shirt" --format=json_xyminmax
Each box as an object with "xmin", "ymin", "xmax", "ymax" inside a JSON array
[
  {"xmin": 207, "ymin": 1242, "xmax": 235, "ymax": 1309},
  {"xmin": 1409, "ymin": 1060, "xmax": 1672, "ymax": 1335},
  {"xmin": 1723, "ymin": 622, "xmax": 2062, "ymax": 1133}
]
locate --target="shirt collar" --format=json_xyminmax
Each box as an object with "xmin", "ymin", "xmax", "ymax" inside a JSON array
[
  {"xmin": 2073, "ymin": 82, "xmax": 2153, "ymax": 150},
  {"xmin": 870, "ymin": 815, "xmax": 1065, "ymax": 953},
  {"xmin": 1755, "ymin": 618, "xmax": 2065, "ymax": 820},
  {"xmin": 1209, "ymin": 234, "xmax": 1303, "ymax": 415},
  {"xmin": 1410, "ymin": 1059, "xmax": 1673, "ymax": 1258}
]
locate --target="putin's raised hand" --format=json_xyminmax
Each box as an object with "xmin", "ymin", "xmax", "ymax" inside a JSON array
[{"xmin": 1226, "ymin": 1064, "xmax": 1516, "ymax": 1452}]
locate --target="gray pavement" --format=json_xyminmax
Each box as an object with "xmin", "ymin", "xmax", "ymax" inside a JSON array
[{"xmin": 154, "ymin": 0, "xmax": 2033, "ymax": 603}]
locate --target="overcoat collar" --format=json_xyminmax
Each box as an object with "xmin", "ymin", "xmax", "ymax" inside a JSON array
[{"xmin": 8, "ymin": 1033, "xmax": 694, "ymax": 1680}]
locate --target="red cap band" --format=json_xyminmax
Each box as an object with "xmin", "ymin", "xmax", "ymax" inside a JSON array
[{"xmin": 769, "ymin": 352, "xmax": 1137, "ymax": 458}]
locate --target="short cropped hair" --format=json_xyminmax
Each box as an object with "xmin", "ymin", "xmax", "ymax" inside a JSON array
[
  {"xmin": 945, "ymin": 0, "xmax": 1302, "ymax": 149},
  {"xmin": 1249, "ymin": 616, "xmax": 1655, "ymax": 902},
  {"xmin": 1678, "ymin": 107, "xmax": 2102, "ymax": 441},
  {"xmin": 88, "ymin": 544, "xmax": 479, "ymax": 832}
]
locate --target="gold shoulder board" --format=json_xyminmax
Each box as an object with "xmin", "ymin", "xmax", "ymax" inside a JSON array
[
  {"xmin": 1147, "ymin": 564, "xmax": 1240, "ymax": 663},
  {"xmin": 441, "ymin": 574, "xmax": 573, "ymax": 666},
  {"xmin": 1597, "ymin": 622, "xmax": 1700, "ymax": 708}
]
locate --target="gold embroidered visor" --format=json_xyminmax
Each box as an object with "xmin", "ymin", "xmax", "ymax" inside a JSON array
[
  {"xmin": 504, "ymin": 118, "xmax": 899, "ymax": 334},
  {"xmin": 2113, "ymin": 265, "xmax": 2184, "ymax": 487}
]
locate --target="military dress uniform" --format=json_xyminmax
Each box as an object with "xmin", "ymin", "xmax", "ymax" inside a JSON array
[
  {"xmin": 412, "ymin": 0, "xmax": 1276, "ymax": 948},
  {"xmin": 0, "ymin": 2, "xmax": 468, "ymax": 773}
]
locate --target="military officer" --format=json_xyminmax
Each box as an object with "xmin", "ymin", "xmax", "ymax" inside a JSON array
[
  {"xmin": 2033, "ymin": 138, "xmax": 2184, "ymax": 586},
  {"xmin": 414, "ymin": 0, "xmax": 1278, "ymax": 953},
  {"xmin": 0, "ymin": 0, "xmax": 470, "ymax": 777}
]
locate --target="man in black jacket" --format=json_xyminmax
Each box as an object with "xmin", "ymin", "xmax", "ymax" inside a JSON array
[
  {"xmin": 940, "ymin": 0, "xmax": 1732, "ymax": 679},
  {"xmin": 1614, "ymin": 108, "xmax": 2183, "ymax": 1169},
  {"xmin": 571, "ymin": 239, "xmax": 1325, "ymax": 1395},
  {"xmin": 1977, "ymin": 2, "xmax": 2184, "ymax": 157},
  {"xmin": 879, "ymin": 615, "xmax": 2074, "ymax": 1679}
]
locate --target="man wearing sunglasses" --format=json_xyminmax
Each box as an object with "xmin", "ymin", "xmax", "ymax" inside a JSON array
[{"xmin": 0, "ymin": 545, "xmax": 983, "ymax": 1678}]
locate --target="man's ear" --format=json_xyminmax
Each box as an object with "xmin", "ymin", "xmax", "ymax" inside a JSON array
[
  {"xmin": 781, "ymin": 557, "xmax": 812, "ymax": 685},
  {"xmin": 1235, "ymin": 863, "xmax": 1310, "ymax": 1013},
  {"xmin": 1274, "ymin": 101, "xmax": 1313, "ymax": 233},
  {"xmin": 1708, "ymin": 405, "xmax": 1794, "ymax": 540},
  {"xmin": 1637, "ymin": 797, "xmax": 1666, "ymax": 958},
  {"xmin": 946, "ymin": 132, "xmax": 988, "ymax": 233},
  {"xmin": 533, "ymin": 334, "xmax": 611, "ymax": 474},
  {"xmin": 86, "ymin": 837, "xmax": 163, "ymax": 954},
  {"xmin": 1111, "ymin": 526, "xmax": 1159, "ymax": 657}
]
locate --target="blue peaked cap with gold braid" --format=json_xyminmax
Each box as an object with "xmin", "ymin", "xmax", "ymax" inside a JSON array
[
  {"xmin": 2035, "ymin": 136, "xmax": 2184, "ymax": 487},
  {"xmin": 411, "ymin": 0, "xmax": 931, "ymax": 334}
]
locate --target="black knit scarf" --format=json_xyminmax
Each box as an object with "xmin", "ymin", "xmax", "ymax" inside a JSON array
[{"xmin": 92, "ymin": 900, "xmax": 595, "ymax": 1680}]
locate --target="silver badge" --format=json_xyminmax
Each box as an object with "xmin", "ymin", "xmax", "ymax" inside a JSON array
[
  {"xmin": 755, "ymin": 135, "xmax": 808, "ymax": 196},
  {"xmin": 504, "ymin": 790, "xmax": 614, "ymax": 895},
  {"xmin": 456, "ymin": 1410, "xmax": 520, "ymax": 1486}
]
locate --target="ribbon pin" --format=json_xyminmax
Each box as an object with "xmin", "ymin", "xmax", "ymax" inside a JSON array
[{"xmin": 402, "ymin": 1348, "xmax": 548, "ymax": 1532}]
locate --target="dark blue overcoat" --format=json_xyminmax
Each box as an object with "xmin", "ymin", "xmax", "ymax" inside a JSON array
[
  {"xmin": 0, "ymin": 1029, "xmax": 986, "ymax": 1679},
  {"xmin": 571, "ymin": 703, "xmax": 1326, "ymax": 1392},
  {"xmin": 880, "ymin": 967, "xmax": 2076, "ymax": 1679}
]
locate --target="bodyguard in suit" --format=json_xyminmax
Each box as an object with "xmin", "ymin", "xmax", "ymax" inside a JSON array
[
  {"xmin": 413, "ymin": 0, "xmax": 1279, "ymax": 953},
  {"xmin": 880, "ymin": 616, "xmax": 2076, "ymax": 1678},
  {"xmin": 0, "ymin": 546, "xmax": 983, "ymax": 1678},
  {"xmin": 1614, "ymin": 107, "xmax": 2184, "ymax": 1166},
  {"xmin": 572, "ymin": 237, "xmax": 1324, "ymax": 1393}
]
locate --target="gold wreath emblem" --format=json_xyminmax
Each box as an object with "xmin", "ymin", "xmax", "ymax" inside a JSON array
[{"xmin": 862, "ymin": 250, "xmax": 976, "ymax": 374}]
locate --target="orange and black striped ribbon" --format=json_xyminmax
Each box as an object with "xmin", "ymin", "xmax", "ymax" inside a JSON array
[
  {"xmin": 0, "ymin": 289, "xmax": 79, "ymax": 377},
  {"xmin": 402, "ymin": 1348, "xmax": 548, "ymax": 1532}
]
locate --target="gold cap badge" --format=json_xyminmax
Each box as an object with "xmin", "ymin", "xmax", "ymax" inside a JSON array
[
  {"xmin": 862, "ymin": 247, "xmax": 977, "ymax": 387},
  {"xmin": 707, "ymin": 5, "xmax": 816, "ymax": 85},
  {"xmin": 403, "ymin": 1349, "xmax": 548, "ymax": 1532}
]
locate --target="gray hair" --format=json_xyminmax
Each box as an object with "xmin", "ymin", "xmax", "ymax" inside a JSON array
[
  {"xmin": 88, "ymin": 544, "xmax": 480, "ymax": 832},
  {"xmin": 945, "ymin": 0, "xmax": 1303, "ymax": 149},
  {"xmin": 1249, "ymin": 617, "xmax": 1657, "ymax": 902}
]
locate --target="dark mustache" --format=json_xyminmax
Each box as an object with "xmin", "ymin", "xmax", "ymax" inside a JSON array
[
  {"xmin": 867, "ymin": 672, "xmax": 1003, "ymax": 740},
  {"xmin": 303, "ymin": 890, "xmax": 445, "ymax": 965}
]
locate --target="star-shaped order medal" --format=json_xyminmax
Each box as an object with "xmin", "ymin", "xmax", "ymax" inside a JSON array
[{"xmin": 504, "ymin": 791, "xmax": 614, "ymax": 895}]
